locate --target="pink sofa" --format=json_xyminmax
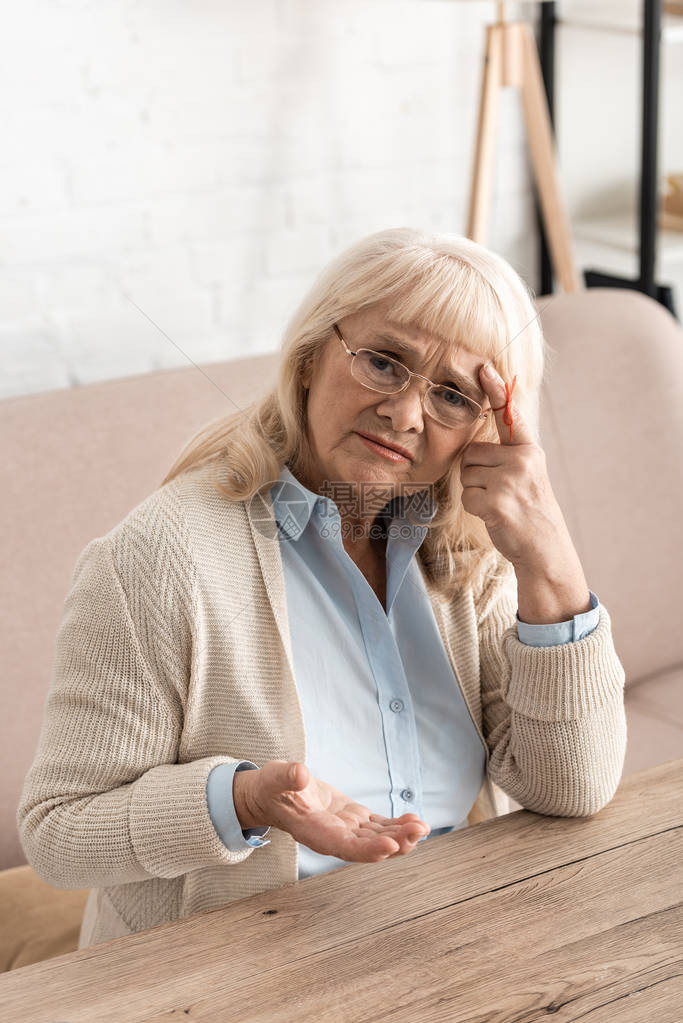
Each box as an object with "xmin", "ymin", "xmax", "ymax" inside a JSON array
[{"xmin": 2, "ymin": 287, "xmax": 681, "ymax": 971}]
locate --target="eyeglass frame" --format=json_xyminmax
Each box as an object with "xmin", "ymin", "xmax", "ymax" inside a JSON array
[{"xmin": 332, "ymin": 322, "xmax": 491, "ymax": 429}]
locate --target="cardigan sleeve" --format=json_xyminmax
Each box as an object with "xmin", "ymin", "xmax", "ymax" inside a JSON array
[
  {"xmin": 16, "ymin": 530, "xmax": 256, "ymax": 891},
  {"xmin": 476, "ymin": 557, "xmax": 627, "ymax": 818}
]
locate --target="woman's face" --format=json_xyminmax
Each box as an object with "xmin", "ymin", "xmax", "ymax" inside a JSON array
[{"xmin": 299, "ymin": 300, "xmax": 491, "ymax": 518}]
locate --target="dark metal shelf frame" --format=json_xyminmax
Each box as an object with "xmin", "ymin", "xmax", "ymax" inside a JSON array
[{"xmin": 536, "ymin": 0, "xmax": 677, "ymax": 318}]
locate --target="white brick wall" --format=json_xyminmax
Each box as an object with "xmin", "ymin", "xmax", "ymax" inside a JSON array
[{"xmin": 1, "ymin": 0, "xmax": 543, "ymax": 401}]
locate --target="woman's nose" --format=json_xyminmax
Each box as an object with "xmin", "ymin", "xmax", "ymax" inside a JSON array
[{"xmin": 375, "ymin": 377, "xmax": 427, "ymax": 431}]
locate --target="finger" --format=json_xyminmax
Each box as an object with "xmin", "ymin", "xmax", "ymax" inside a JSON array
[
  {"xmin": 403, "ymin": 823, "xmax": 430, "ymax": 841},
  {"xmin": 479, "ymin": 362, "xmax": 533, "ymax": 446},
  {"xmin": 360, "ymin": 820, "xmax": 430, "ymax": 843},
  {"xmin": 357, "ymin": 819, "xmax": 384, "ymax": 834},
  {"xmin": 369, "ymin": 812, "xmax": 425, "ymax": 825},
  {"xmin": 459, "ymin": 439, "xmax": 505, "ymax": 470},
  {"xmin": 368, "ymin": 815, "xmax": 431, "ymax": 843},
  {"xmin": 459, "ymin": 464, "xmax": 492, "ymax": 489},
  {"xmin": 264, "ymin": 760, "xmax": 308, "ymax": 792},
  {"xmin": 360, "ymin": 819, "xmax": 431, "ymax": 859},
  {"xmin": 351, "ymin": 834, "xmax": 402, "ymax": 862},
  {"xmin": 383, "ymin": 832, "xmax": 426, "ymax": 859}
]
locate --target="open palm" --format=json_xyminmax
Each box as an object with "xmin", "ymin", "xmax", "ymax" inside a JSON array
[{"xmin": 254, "ymin": 760, "xmax": 431, "ymax": 863}]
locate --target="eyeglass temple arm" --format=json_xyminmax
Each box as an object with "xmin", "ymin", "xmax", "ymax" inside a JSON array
[{"xmin": 333, "ymin": 322, "xmax": 352, "ymax": 353}]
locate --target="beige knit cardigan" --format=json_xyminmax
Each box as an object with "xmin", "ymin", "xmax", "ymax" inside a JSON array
[{"xmin": 16, "ymin": 456, "xmax": 628, "ymax": 950}]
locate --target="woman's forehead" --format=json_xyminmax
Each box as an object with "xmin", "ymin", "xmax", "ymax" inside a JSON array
[{"xmin": 378, "ymin": 317, "xmax": 485, "ymax": 362}]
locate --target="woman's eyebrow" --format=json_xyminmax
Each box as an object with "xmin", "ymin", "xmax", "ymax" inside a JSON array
[{"xmin": 373, "ymin": 333, "xmax": 484, "ymax": 397}]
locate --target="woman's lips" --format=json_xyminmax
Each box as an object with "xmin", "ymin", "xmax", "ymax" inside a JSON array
[{"xmin": 355, "ymin": 433, "xmax": 411, "ymax": 463}]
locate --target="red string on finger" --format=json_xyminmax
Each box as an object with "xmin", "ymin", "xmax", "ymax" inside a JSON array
[{"xmin": 491, "ymin": 374, "xmax": 517, "ymax": 442}]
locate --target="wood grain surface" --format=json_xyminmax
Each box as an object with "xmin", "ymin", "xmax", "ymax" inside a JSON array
[{"xmin": 1, "ymin": 759, "xmax": 681, "ymax": 1023}]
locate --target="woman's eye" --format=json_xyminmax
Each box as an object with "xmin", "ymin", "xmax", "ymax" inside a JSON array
[
  {"xmin": 371, "ymin": 353, "xmax": 396, "ymax": 371},
  {"xmin": 441, "ymin": 387, "xmax": 466, "ymax": 406}
]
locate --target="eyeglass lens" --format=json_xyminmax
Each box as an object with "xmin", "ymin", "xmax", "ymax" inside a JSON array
[{"xmin": 351, "ymin": 349, "xmax": 479, "ymax": 428}]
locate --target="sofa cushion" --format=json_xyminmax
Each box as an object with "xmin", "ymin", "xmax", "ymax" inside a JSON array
[
  {"xmin": 0, "ymin": 864, "xmax": 89, "ymax": 972},
  {"xmin": 623, "ymin": 664, "xmax": 683, "ymax": 775}
]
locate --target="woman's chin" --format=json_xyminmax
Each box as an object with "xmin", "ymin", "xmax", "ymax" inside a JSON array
[{"xmin": 345, "ymin": 458, "xmax": 406, "ymax": 484}]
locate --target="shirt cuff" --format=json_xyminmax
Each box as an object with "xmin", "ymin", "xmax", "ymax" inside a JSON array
[
  {"xmin": 206, "ymin": 760, "xmax": 272, "ymax": 851},
  {"xmin": 516, "ymin": 589, "xmax": 601, "ymax": 647}
]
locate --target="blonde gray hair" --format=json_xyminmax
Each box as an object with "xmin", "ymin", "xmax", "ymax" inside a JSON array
[{"xmin": 160, "ymin": 226, "xmax": 552, "ymax": 597}]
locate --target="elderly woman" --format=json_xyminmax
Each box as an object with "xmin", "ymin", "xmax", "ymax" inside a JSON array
[{"xmin": 17, "ymin": 227, "xmax": 626, "ymax": 949}]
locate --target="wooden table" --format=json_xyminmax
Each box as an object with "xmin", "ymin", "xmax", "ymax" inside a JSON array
[{"xmin": 2, "ymin": 759, "xmax": 681, "ymax": 1022}]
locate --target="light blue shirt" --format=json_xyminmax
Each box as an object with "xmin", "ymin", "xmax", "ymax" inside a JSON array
[{"xmin": 207, "ymin": 465, "xmax": 600, "ymax": 878}]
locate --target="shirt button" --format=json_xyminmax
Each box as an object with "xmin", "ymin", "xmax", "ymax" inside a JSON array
[
  {"xmin": 400, "ymin": 788, "xmax": 414, "ymax": 802},
  {"xmin": 390, "ymin": 698, "xmax": 404, "ymax": 713}
]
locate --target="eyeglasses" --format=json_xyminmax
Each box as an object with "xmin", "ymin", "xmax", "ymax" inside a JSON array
[{"xmin": 332, "ymin": 323, "xmax": 490, "ymax": 430}]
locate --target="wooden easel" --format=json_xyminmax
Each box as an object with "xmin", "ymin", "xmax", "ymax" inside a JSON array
[{"xmin": 466, "ymin": 1, "xmax": 581, "ymax": 292}]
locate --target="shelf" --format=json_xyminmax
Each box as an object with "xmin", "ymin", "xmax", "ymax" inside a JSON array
[
  {"xmin": 558, "ymin": 15, "xmax": 683, "ymax": 41},
  {"xmin": 556, "ymin": 1, "xmax": 683, "ymax": 41},
  {"xmin": 573, "ymin": 212, "xmax": 683, "ymax": 265}
]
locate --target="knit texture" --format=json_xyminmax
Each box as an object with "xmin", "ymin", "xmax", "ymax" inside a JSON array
[{"xmin": 16, "ymin": 455, "xmax": 627, "ymax": 948}]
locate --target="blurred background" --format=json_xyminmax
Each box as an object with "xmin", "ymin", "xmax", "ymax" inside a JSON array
[{"xmin": 3, "ymin": 0, "xmax": 682, "ymax": 400}]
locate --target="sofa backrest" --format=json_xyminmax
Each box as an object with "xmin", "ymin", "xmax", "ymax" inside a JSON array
[{"xmin": 535, "ymin": 288, "xmax": 683, "ymax": 686}]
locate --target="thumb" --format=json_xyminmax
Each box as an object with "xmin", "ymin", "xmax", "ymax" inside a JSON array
[{"xmin": 287, "ymin": 761, "xmax": 307, "ymax": 788}]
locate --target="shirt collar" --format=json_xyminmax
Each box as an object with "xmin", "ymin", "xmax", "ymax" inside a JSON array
[
  {"xmin": 270, "ymin": 465, "xmax": 320, "ymax": 541},
  {"xmin": 270, "ymin": 464, "xmax": 437, "ymax": 542}
]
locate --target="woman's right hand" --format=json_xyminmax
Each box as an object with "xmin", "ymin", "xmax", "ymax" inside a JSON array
[{"xmin": 234, "ymin": 760, "xmax": 431, "ymax": 862}]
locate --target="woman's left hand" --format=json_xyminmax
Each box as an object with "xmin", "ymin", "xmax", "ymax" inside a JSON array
[{"xmin": 459, "ymin": 362, "xmax": 577, "ymax": 574}]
